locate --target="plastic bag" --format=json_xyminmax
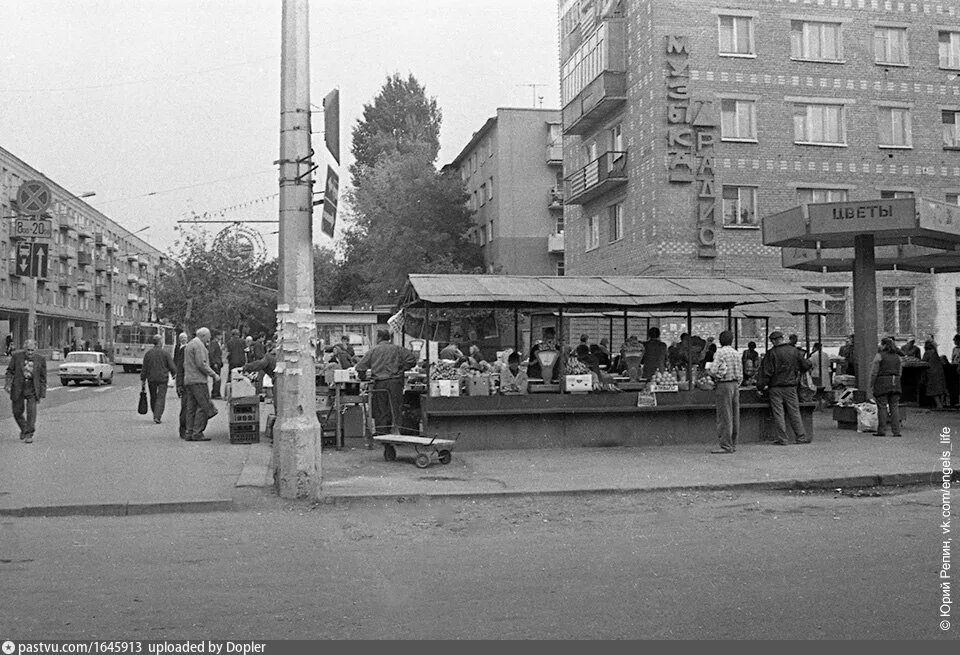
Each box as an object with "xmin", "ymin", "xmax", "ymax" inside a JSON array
[{"xmin": 855, "ymin": 401, "xmax": 878, "ymax": 433}]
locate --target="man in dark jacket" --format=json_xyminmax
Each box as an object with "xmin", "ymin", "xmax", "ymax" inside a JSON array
[
  {"xmin": 225, "ymin": 329, "xmax": 246, "ymax": 372},
  {"xmin": 173, "ymin": 332, "xmax": 189, "ymax": 439},
  {"xmin": 355, "ymin": 329, "xmax": 419, "ymax": 435},
  {"xmin": 141, "ymin": 334, "xmax": 177, "ymax": 424},
  {"xmin": 208, "ymin": 331, "xmax": 224, "ymax": 399},
  {"xmin": 757, "ymin": 331, "xmax": 812, "ymax": 445},
  {"xmin": 5, "ymin": 339, "xmax": 46, "ymax": 443}
]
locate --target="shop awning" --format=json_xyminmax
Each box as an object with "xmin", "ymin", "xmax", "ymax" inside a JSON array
[{"xmin": 398, "ymin": 275, "xmax": 828, "ymax": 311}]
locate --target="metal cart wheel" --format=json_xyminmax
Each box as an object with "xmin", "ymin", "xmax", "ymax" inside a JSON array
[
  {"xmin": 438, "ymin": 449, "xmax": 452, "ymax": 465},
  {"xmin": 414, "ymin": 453, "xmax": 430, "ymax": 469},
  {"xmin": 383, "ymin": 444, "xmax": 397, "ymax": 462}
]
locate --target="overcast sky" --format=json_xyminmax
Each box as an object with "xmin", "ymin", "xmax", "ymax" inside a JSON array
[{"xmin": 0, "ymin": 0, "xmax": 561, "ymax": 258}]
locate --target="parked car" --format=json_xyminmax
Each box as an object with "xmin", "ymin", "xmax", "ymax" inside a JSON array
[{"xmin": 59, "ymin": 351, "xmax": 114, "ymax": 386}]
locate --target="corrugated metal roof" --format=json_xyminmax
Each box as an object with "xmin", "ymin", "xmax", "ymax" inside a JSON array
[{"xmin": 399, "ymin": 275, "xmax": 827, "ymax": 310}]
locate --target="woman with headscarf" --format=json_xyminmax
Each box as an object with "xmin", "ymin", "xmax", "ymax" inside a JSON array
[
  {"xmin": 922, "ymin": 339, "xmax": 947, "ymax": 409},
  {"xmin": 869, "ymin": 337, "xmax": 902, "ymax": 437}
]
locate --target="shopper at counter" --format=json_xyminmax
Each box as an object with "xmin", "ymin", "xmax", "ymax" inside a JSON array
[
  {"xmin": 641, "ymin": 327, "xmax": 667, "ymax": 379},
  {"xmin": 709, "ymin": 330, "xmax": 743, "ymax": 454},
  {"xmin": 742, "ymin": 342, "xmax": 760, "ymax": 385},
  {"xmin": 356, "ymin": 329, "xmax": 420, "ymax": 435},
  {"xmin": 756, "ymin": 331, "xmax": 811, "ymax": 445}
]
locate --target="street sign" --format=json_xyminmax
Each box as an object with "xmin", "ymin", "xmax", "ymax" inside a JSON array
[
  {"xmin": 15, "ymin": 241, "xmax": 32, "ymax": 277},
  {"xmin": 31, "ymin": 243, "xmax": 49, "ymax": 278},
  {"xmin": 16, "ymin": 180, "xmax": 52, "ymax": 214},
  {"xmin": 13, "ymin": 218, "xmax": 53, "ymax": 240},
  {"xmin": 321, "ymin": 166, "xmax": 339, "ymax": 238},
  {"xmin": 323, "ymin": 88, "xmax": 340, "ymax": 164}
]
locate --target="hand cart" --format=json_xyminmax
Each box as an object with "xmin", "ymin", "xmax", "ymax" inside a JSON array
[{"xmin": 373, "ymin": 432, "xmax": 460, "ymax": 469}]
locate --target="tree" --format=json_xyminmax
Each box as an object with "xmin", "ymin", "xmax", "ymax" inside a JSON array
[
  {"xmin": 337, "ymin": 151, "xmax": 482, "ymax": 304},
  {"xmin": 349, "ymin": 73, "xmax": 442, "ymax": 187}
]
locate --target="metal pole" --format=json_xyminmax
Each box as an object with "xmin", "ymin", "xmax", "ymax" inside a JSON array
[
  {"xmin": 558, "ymin": 307, "xmax": 564, "ymax": 380},
  {"xmin": 733, "ymin": 316, "xmax": 739, "ymax": 350},
  {"xmin": 514, "ymin": 308, "xmax": 519, "ymax": 353},
  {"xmin": 274, "ymin": 0, "xmax": 320, "ymax": 500},
  {"xmin": 401, "ymin": 308, "xmax": 406, "ymax": 348},
  {"xmin": 623, "ymin": 310, "xmax": 628, "ymax": 344},
  {"xmin": 686, "ymin": 307, "xmax": 693, "ymax": 387},
  {"xmin": 425, "ymin": 303, "xmax": 431, "ymax": 370},
  {"xmin": 804, "ymin": 299, "xmax": 811, "ymax": 357}
]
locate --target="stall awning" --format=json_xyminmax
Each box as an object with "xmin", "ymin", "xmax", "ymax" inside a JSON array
[{"xmin": 398, "ymin": 275, "xmax": 827, "ymax": 311}]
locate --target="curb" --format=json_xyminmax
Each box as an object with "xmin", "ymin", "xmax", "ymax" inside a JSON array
[
  {"xmin": 0, "ymin": 498, "xmax": 234, "ymax": 518},
  {"xmin": 316, "ymin": 471, "xmax": 938, "ymax": 505}
]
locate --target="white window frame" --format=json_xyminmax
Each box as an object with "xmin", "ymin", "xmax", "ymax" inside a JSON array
[
  {"xmin": 943, "ymin": 109, "xmax": 960, "ymax": 149},
  {"xmin": 947, "ymin": 192, "xmax": 960, "ymax": 206},
  {"xmin": 486, "ymin": 221, "xmax": 493, "ymax": 243},
  {"xmin": 586, "ymin": 215, "xmax": 599, "ymax": 252},
  {"xmin": 556, "ymin": 260, "xmax": 565, "ymax": 277},
  {"xmin": 608, "ymin": 203, "xmax": 623, "ymax": 243},
  {"xmin": 718, "ymin": 15, "xmax": 755, "ymax": 57},
  {"xmin": 793, "ymin": 102, "xmax": 846, "ymax": 146},
  {"xmin": 479, "ymin": 183, "xmax": 486, "ymax": 207},
  {"xmin": 940, "ymin": 31, "xmax": 960, "ymax": 69},
  {"xmin": 487, "ymin": 177, "xmax": 494, "ymax": 201},
  {"xmin": 790, "ymin": 20, "xmax": 844, "ymax": 62},
  {"xmin": 874, "ymin": 25, "xmax": 909, "ymax": 66},
  {"xmin": 882, "ymin": 287, "xmax": 914, "ymax": 337},
  {"xmin": 610, "ymin": 123, "xmax": 623, "ymax": 153},
  {"xmin": 877, "ymin": 106, "xmax": 913, "ymax": 148},
  {"xmin": 720, "ymin": 99, "xmax": 757, "ymax": 142},
  {"xmin": 879, "ymin": 190, "xmax": 914, "ymax": 199},
  {"xmin": 797, "ymin": 187, "xmax": 849, "ymax": 205},
  {"xmin": 721, "ymin": 186, "xmax": 759, "ymax": 228}
]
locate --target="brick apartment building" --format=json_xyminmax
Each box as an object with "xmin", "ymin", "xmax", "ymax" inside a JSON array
[
  {"xmin": 444, "ymin": 108, "xmax": 566, "ymax": 276},
  {"xmin": 559, "ymin": 0, "xmax": 960, "ymax": 346},
  {"xmin": 1, "ymin": 145, "xmax": 168, "ymax": 354}
]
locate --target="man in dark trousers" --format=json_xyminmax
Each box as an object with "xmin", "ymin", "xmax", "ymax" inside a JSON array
[
  {"xmin": 208, "ymin": 330, "xmax": 224, "ymax": 400},
  {"xmin": 757, "ymin": 331, "xmax": 812, "ymax": 445},
  {"xmin": 225, "ymin": 329, "xmax": 246, "ymax": 372},
  {"xmin": 5, "ymin": 339, "xmax": 47, "ymax": 443},
  {"xmin": 182, "ymin": 327, "xmax": 220, "ymax": 442},
  {"xmin": 141, "ymin": 334, "xmax": 177, "ymax": 424},
  {"xmin": 355, "ymin": 329, "xmax": 419, "ymax": 435},
  {"xmin": 174, "ymin": 332, "xmax": 189, "ymax": 439}
]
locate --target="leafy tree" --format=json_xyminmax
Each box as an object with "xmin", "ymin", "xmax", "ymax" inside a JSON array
[{"xmin": 349, "ymin": 73, "xmax": 442, "ymax": 187}]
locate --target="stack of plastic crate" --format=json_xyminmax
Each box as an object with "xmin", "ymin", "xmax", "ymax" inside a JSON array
[{"xmin": 229, "ymin": 395, "xmax": 260, "ymax": 444}]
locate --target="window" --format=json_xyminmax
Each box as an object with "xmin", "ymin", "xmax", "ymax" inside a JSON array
[
  {"xmin": 943, "ymin": 110, "xmax": 960, "ymax": 148},
  {"xmin": 479, "ymin": 226, "xmax": 486, "ymax": 246},
  {"xmin": 807, "ymin": 287, "xmax": 849, "ymax": 337},
  {"xmin": 479, "ymin": 183, "xmax": 486, "ymax": 206},
  {"xmin": 584, "ymin": 141, "xmax": 598, "ymax": 163},
  {"xmin": 874, "ymin": 26, "xmax": 908, "ymax": 65},
  {"xmin": 610, "ymin": 123, "xmax": 623, "ymax": 153},
  {"xmin": 790, "ymin": 20, "xmax": 843, "ymax": 61},
  {"xmin": 609, "ymin": 203, "xmax": 623, "ymax": 242},
  {"xmin": 793, "ymin": 103, "xmax": 845, "ymax": 145},
  {"xmin": 939, "ymin": 31, "xmax": 960, "ymax": 69},
  {"xmin": 548, "ymin": 123, "xmax": 562, "ymax": 147},
  {"xmin": 487, "ymin": 138, "xmax": 494, "ymax": 158},
  {"xmin": 586, "ymin": 215, "xmax": 599, "ymax": 251},
  {"xmin": 883, "ymin": 287, "xmax": 913, "ymax": 336},
  {"xmin": 486, "ymin": 221, "xmax": 493, "ymax": 243},
  {"xmin": 472, "ymin": 190, "xmax": 478, "ymax": 210},
  {"xmin": 880, "ymin": 190, "xmax": 914, "ymax": 199},
  {"xmin": 556, "ymin": 260, "xmax": 565, "ymax": 277},
  {"xmin": 721, "ymin": 186, "xmax": 758, "ymax": 226},
  {"xmin": 718, "ymin": 15, "xmax": 754, "ymax": 55},
  {"xmin": 878, "ymin": 106, "xmax": 912, "ymax": 147},
  {"xmin": 947, "ymin": 193, "xmax": 960, "ymax": 206},
  {"xmin": 487, "ymin": 177, "xmax": 494, "ymax": 201},
  {"xmin": 720, "ymin": 99, "xmax": 757, "ymax": 141},
  {"xmin": 797, "ymin": 188, "xmax": 849, "ymax": 204},
  {"xmin": 556, "ymin": 213, "xmax": 565, "ymax": 234}
]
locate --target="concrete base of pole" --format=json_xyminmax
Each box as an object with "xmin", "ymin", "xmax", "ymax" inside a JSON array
[{"xmin": 273, "ymin": 416, "xmax": 322, "ymax": 499}]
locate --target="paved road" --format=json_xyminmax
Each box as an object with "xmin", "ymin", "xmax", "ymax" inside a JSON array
[
  {"xmin": 1, "ymin": 486, "xmax": 954, "ymax": 639},
  {"xmin": 0, "ymin": 370, "xmax": 142, "ymax": 421}
]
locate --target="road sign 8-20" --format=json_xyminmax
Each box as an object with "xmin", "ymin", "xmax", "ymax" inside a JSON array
[{"xmin": 13, "ymin": 219, "xmax": 52, "ymax": 239}]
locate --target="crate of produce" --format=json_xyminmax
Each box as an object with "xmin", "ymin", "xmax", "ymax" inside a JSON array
[
  {"xmin": 229, "ymin": 397, "xmax": 260, "ymax": 423},
  {"xmin": 229, "ymin": 422, "xmax": 260, "ymax": 444},
  {"xmin": 648, "ymin": 384, "xmax": 679, "ymax": 393}
]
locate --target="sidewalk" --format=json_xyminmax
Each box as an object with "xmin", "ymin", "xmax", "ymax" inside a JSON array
[{"xmin": 0, "ymin": 382, "xmax": 956, "ymax": 516}]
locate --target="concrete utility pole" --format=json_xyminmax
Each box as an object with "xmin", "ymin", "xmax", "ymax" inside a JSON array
[{"xmin": 275, "ymin": 0, "xmax": 321, "ymax": 499}]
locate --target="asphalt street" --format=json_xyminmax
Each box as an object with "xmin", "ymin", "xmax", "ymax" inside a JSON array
[
  {"xmin": 1, "ymin": 486, "xmax": 954, "ymax": 640},
  {"xmin": 0, "ymin": 369, "xmax": 142, "ymax": 421}
]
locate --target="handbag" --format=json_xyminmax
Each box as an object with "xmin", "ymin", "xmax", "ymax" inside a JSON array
[{"xmin": 138, "ymin": 382, "xmax": 148, "ymax": 415}]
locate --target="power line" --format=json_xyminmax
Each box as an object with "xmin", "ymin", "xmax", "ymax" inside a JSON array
[{"xmin": 92, "ymin": 170, "xmax": 277, "ymax": 205}]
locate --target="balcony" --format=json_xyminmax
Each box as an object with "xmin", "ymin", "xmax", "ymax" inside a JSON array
[
  {"xmin": 77, "ymin": 251, "xmax": 92, "ymax": 267},
  {"xmin": 59, "ymin": 273, "xmax": 77, "ymax": 288},
  {"xmin": 138, "ymin": 296, "xmax": 148, "ymax": 306},
  {"xmin": 77, "ymin": 281, "xmax": 93, "ymax": 294},
  {"xmin": 127, "ymin": 253, "xmax": 139, "ymax": 264},
  {"xmin": 561, "ymin": 20, "xmax": 627, "ymax": 136},
  {"xmin": 105, "ymin": 239, "xmax": 117, "ymax": 252},
  {"xmin": 138, "ymin": 277, "xmax": 148, "ymax": 287},
  {"xmin": 9, "ymin": 261, "xmax": 20, "ymax": 277},
  {"xmin": 94, "ymin": 283, "xmax": 106, "ymax": 297},
  {"xmin": 77, "ymin": 225, "xmax": 93, "ymax": 240},
  {"xmin": 127, "ymin": 292, "xmax": 139, "ymax": 303},
  {"xmin": 549, "ymin": 186, "xmax": 565, "ymax": 210},
  {"xmin": 64, "ymin": 246, "xmax": 78, "ymax": 261},
  {"xmin": 126, "ymin": 272, "xmax": 138, "ymax": 284},
  {"xmin": 547, "ymin": 143, "xmax": 563, "ymax": 165},
  {"xmin": 59, "ymin": 215, "xmax": 77, "ymax": 231},
  {"xmin": 109, "ymin": 266, "xmax": 120, "ymax": 277},
  {"xmin": 94, "ymin": 232, "xmax": 104, "ymax": 246},
  {"xmin": 565, "ymin": 151, "xmax": 628, "ymax": 205},
  {"xmin": 547, "ymin": 232, "xmax": 565, "ymax": 253},
  {"xmin": 94, "ymin": 257, "xmax": 106, "ymax": 272}
]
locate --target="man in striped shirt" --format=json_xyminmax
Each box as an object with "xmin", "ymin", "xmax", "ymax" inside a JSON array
[{"xmin": 709, "ymin": 330, "xmax": 743, "ymax": 454}]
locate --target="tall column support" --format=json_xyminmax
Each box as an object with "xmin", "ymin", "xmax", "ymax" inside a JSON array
[{"xmin": 852, "ymin": 234, "xmax": 879, "ymax": 390}]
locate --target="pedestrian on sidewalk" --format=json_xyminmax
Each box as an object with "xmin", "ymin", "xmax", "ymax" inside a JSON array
[
  {"xmin": 174, "ymin": 332, "xmax": 189, "ymax": 439},
  {"xmin": 756, "ymin": 331, "xmax": 812, "ymax": 445},
  {"xmin": 870, "ymin": 337, "xmax": 902, "ymax": 437},
  {"xmin": 208, "ymin": 330, "xmax": 223, "ymax": 400},
  {"xmin": 140, "ymin": 334, "xmax": 177, "ymax": 424},
  {"xmin": 708, "ymin": 330, "xmax": 743, "ymax": 454},
  {"xmin": 4, "ymin": 339, "xmax": 47, "ymax": 443},
  {"xmin": 182, "ymin": 327, "xmax": 220, "ymax": 442}
]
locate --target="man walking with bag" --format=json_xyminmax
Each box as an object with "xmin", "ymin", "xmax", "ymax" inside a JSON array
[
  {"xmin": 5, "ymin": 339, "xmax": 47, "ymax": 443},
  {"xmin": 141, "ymin": 334, "xmax": 177, "ymax": 424}
]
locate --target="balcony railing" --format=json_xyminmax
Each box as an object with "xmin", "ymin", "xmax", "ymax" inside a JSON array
[
  {"xmin": 547, "ymin": 232, "xmax": 565, "ymax": 253},
  {"xmin": 565, "ymin": 152, "xmax": 628, "ymax": 205},
  {"xmin": 126, "ymin": 273, "xmax": 138, "ymax": 284},
  {"xmin": 138, "ymin": 277, "xmax": 148, "ymax": 287},
  {"xmin": 127, "ymin": 292, "xmax": 139, "ymax": 303},
  {"xmin": 94, "ymin": 283, "xmax": 106, "ymax": 297},
  {"xmin": 77, "ymin": 251, "xmax": 92, "ymax": 267},
  {"xmin": 77, "ymin": 281, "xmax": 93, "ymax": 294},
  {"xmin": 94, "ymin": 257, "xmax": 107, "ymax": 272},
  {"xmin": 561, "ymin": 19, "xmax": 626, "ymax": 135},
  {"xmin": 64, "ymin": 246, "xmax": 78, "ymax": 261}
]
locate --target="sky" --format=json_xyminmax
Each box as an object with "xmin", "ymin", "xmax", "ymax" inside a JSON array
[{"xmin": 0, "ymin": 0, "xmax": 561, "ymax": 259}]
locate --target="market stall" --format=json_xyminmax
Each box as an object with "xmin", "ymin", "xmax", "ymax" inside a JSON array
[{"xmin": 396, "ymin": 275, "xmax": 826, "ymax": 450}]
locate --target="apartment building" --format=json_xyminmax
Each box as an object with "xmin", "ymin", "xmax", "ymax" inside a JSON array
[
  {"xmin": 559, "ymin": 0, "xmax": 960, "ymax": 345},
  {"xmin": 444, "ymin": 108, "xmax": 566, "ymax": 276},
  {"xmin": 0, "ymin": 145, "xmax": 168, "ymax": 353}
]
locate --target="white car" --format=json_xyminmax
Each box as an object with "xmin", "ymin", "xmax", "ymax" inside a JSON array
[{"xmin": 59, "ymin": 351, "xmax": 114, "ymax": 386}]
